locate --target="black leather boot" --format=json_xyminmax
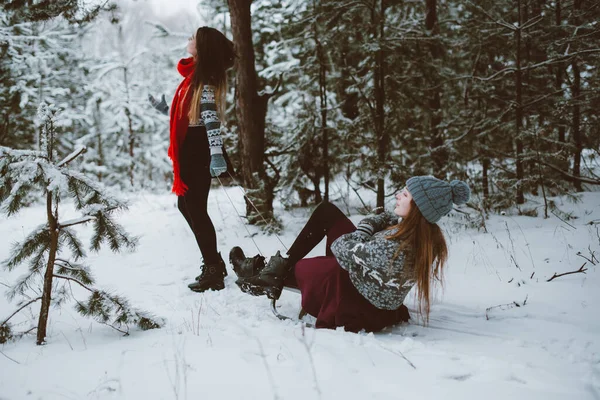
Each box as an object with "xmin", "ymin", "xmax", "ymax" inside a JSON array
[
  {"xmin": 188, "ymin": 254, "xmax": 227, "ymax": 293},
  {"xmin": 236, "ymin": 251, "xmax": 290, "ymax": 300},
  {"xmin": 229, "ymin": 246, "xmax": 266, "ymax": 278}
]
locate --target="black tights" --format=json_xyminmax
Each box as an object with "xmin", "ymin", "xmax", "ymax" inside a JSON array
[
  {"xmin": 286, "ymin": 202, "xmax": 353, "ymax": 265},
  {"xmin": 177, "ymin": 126, "xmax": 219, "ymax": 265}
]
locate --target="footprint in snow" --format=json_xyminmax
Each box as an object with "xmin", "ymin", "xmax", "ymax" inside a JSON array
[{"xmin": 445, "ymin": 373, "xmax": 473, "ymax": 381}]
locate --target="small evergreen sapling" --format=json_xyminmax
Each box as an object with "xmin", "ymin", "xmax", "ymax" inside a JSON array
[{"xmin": 0, "ymin": 104, "xmax": 162, "ymax": 345}]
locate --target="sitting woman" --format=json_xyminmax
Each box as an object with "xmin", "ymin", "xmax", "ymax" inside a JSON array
[{"xmin": 230, "ymin": 176, "xmax": 470, "ymax": 332}]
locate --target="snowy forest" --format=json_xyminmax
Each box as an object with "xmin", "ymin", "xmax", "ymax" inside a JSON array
[
  {"xmin": 2, "ymin": 0, "xmax": 599, "ymax": 214},
  {"xmin": 1, "ymin": 0, "xmax": 599, "ymax": 399}
]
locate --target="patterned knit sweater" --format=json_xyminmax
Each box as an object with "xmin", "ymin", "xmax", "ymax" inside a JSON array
[
  {"xmin": 330, "ymin": 212, "xmax": 414, "ymax": 310},
  {"xmin": 189, "ymin": 85, "xmax": 223, "ymax": 155}
]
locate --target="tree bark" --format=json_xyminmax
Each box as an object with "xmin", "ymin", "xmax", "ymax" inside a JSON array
[
  {"xmin": 229, "ymin": 0, "xmax": 265, "ymax": 184},
  {"xmin": 374, "ymin": 0, "xmax": 387, "ymax": 208},
  {"xmin": 515, "ymin": 0, "xmax": 525, "ymax": 204},
  {"xmin": 228, "ymin": 0, "xmax": 273, "ymax": 218},
  {"xmin": 94, "ymin": 99, "xmax": 104, "ymax": 182},
  {"xmin": 571, "ymin": 0, "xmax": 583, "ymax": 192},
  {"xmin": 481, "ymin": 132, "xmax": 490, "ymax": 206},
  {"xmin": 555, "ymin": 0, "xmax": 566, "ymax": 144},
  {"xmin": 571, "ymin": 59, "xmax": 582, "ymax": 191},
  {"xmin": 37, "ymin": 121, "xmax": 57, "ymax": 345},
  {"xmin": 426, "ymin": 0, "xmax": 445, "ymax": 174},
  {"xmin": 314, "ymin": 4, "xmax": 329, "ymax": 202},
  {"xmin": 37, "ymin": 191, "xmax": 57, "ymax": 345},
  {"xmin": 124, "ymin": 105, "xmax": 134, "ymax": 187},
  {"xmin": 227, "ymin": 0, "xmax": 276, "ymax": 218}
]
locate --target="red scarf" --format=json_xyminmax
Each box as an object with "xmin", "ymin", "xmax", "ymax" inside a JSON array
[{"xmin": 168, "ymin": 57, "xmax": 195, "ymax": 196}]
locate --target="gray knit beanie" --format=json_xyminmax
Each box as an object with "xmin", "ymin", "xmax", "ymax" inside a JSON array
[{"xmin": 406, "ymin": 176, "xmax": 471, "ymax": 224}]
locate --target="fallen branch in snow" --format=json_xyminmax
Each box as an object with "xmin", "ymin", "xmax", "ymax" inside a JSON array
[
  {"xmin": 299, "ymin": 324, "xmax": 322, "ymax": 399},
  {"xmin": 381, "ymin": 346, "xmax": 417, "ymax": 370},
  {"xmin": 0, "ymin": 349, "xmax": 21, "ymax": 364},
  {"xmin": 485, "ymin": 295, "xmax": 528, "ymax": 320},
  {"xmin": 576, "ymin": 248, "xmax": 598, "ymax": 265},
  {"xmin": 551, "ymin": 209, "xmax": 576, "ymax": 230},
  {"xmin": 546, "ymin": 263, "xmax": 588, "ymax": 282}
]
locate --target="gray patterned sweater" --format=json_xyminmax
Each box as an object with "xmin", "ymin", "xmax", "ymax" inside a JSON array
[
  {"xmin": 330, "ymin": 212, "xmax": 414, "ymax": 310},
  {"xmin": 189, "ymin": 85, "xmax": 223, "ymax": 155}
]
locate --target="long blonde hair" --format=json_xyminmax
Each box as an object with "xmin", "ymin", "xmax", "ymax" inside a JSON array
[
  {"xmin": 185, "ymin": 27, "xmax": 235, "ymax": 123},
  {"xmin": 386, "ymin": 199, "xmax": 448, "ymax": 322}
]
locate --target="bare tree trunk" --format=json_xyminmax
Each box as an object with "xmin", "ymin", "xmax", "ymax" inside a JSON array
[
  {"xmin": 373, "ymin": 0, "xmax": 387, "ymax": 208},
  {"xmin": 229, "ymin": 0, "xmax": 264, "ymax": 183},
  {"xmin": 94, "ymin": 99, "xmax": 104, "ymax": 182},
  {"xmin": 228, "ymin": 0, "xmax": 274, "ymax": 218},
  {"xmin": 37, "ymin": 122, "xmax": 57, "ymax": 345},
  {"xmin": 314, "ymin": 6, "xmax": 329, "ymax": 202},
  {"xmin": 481, "ymin": 132, "xmax": 490, "ymax": 207},
  {"xmin": 426, "ymin": 0, "xmax": 445, "ymax": 175},
  {"xmin": 534, "ymin": 128, "xmax": 549, "ymax": 218},
  {"xmin": 37, "ymin": 191, "xmax": 57, "ymax": 345},
  {"xmin": 571, "ymin": 59, "xmax": 582, "ymax": 191},
  {"xmin": 125, "ymin": 106, "xmax": 134, "ymax": 187},
  {"xmin": 515, "ymin": 0, "xmax": 525, "ymax": 204},
  {"xmin": 555, "ymin": 0, "xmax": 566, "ymax": 144},
  {"xmin": 571, "ymin": 0, "xmax": 583, "ymax": 192}
]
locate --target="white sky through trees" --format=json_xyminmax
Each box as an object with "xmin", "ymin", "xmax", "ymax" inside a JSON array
[{"xmin": 146, "ymin": 0, "xmax": 197, "ymax": 17}]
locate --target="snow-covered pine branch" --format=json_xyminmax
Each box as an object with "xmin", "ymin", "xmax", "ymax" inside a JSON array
[{"xmin": 0, "ymin": 106, "xmax": 161, "ymax": 345}]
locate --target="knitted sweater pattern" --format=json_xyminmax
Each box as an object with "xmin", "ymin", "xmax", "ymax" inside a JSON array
[
  {"xmin": 330, "ymin": 212, "xmax": 414, "ymax": 310},
  {"xmin": 189, "ymin": 85, "xmax": 224, "ymax": 154}
]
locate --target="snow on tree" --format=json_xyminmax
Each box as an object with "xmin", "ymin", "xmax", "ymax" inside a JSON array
[{"xmin": 0, "ymin": 104, "xmax": 163, "ymax": 345}]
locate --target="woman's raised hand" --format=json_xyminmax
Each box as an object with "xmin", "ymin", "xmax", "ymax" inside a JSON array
[{"xmin": 148, "ymin": 94, "xmax": 169, "ymax": 116}]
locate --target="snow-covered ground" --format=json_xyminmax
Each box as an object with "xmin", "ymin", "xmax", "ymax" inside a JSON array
[{"xmin": 1, "ymin": 186, "xmax": 599, "ymax": 400}]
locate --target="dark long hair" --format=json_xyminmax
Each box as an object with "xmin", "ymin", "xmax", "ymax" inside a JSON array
[
  {"xmin": 187, "ymin": 27, "xmax": 235, "ymax": 122},
  {"xmin": 386, "ymin": 200, "xmax": 448, "ymax": 322}
]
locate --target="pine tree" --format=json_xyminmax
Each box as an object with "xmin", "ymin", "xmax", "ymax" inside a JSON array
[
  {"xmin": 0, "ymin": 104, "xmax": 162, "ymax": 345},
  {"xmin": 3, "ymin": 0, "xmax": 117, "ymax": 24}
]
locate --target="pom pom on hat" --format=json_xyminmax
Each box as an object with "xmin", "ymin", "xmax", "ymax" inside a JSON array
[{"xmin": 450, "ymin": 180, "xmax": 470, "ymax": 205}]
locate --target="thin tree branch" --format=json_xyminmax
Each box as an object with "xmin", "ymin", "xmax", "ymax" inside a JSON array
[
  {"xmin": 546, "ymin": 263, "xmax": 588, "ymax": 282},
  {"xmin": 53, "ymin": 274, "xmax": 93, "ymax": 292},
  {"xmin": 521, "ymin": 15, "xmax": 544, "ymax": 30},
  {"xmin": 55, "ymin": 258, "xmax": 85, "ymax": 271},
  {"xmin": 473, "ymin": 49, "xmax": 600, "ymax": 82},
  {"xmin": 259, "ymin": 73, "xmax": 284, "ymax": 98},
  {"xmin": 550, "ymin": 209, "xmax": 577, "ymax": 230},
  {"xmin": 1, "ymin": 296, "xmax": 43, "ymax": 327},
  {"xmin": 485, "ymin": 295, "xmax": 528, "ymax": 320},
  {"xmin": 63, "ymin": 281, "xmax": 129, "ymax": 336},
  {"xmin": 56, "ymin": 146, "xmax": 87, "ymax": 168},
  {"xmin": 465, "ymin": 0, "xmax": 515, "ymax": 31},
  {"xmin": 342, "ymin": 58, "xmax": 376, "ymax": 124},
  {"xmin": 0, "ymin": 349, "xmax": 21, "ymax": 364},
  {"xmin": 58, "ymin": 215, "xmax": 96, "ymax": 229},
  {"xmin": 576, "ymin": 249, "xmax": 597, "ymax": 265},
  {"xmin": 381, "ymin": 346, "xmax": 417, "ymax": 369},
  {"xmin": 541, "ymin": 162, "xmax": 600, "ymax": 185}
]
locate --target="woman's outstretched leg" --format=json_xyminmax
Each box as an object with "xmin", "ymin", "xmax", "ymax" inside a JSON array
[
  {"xmin": 286, "ymin": 202, "xmax": 355, "ymax": 264},
  {"xmin": 235, "ymin": 202, "xmax": 356, "ymax": 299}
]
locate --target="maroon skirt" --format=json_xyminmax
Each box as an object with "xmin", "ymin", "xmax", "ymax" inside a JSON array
[{"xmin": 291, "ymin": 218, "xmax": 409, "ymax": 332}]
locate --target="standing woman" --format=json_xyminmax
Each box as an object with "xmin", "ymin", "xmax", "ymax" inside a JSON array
[{"xmin": 149, "ymin": 27, "xmax": 235, "ymax": 292}]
